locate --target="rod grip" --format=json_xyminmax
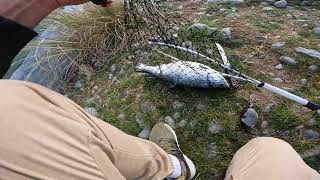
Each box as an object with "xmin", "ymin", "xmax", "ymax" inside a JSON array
[{"xmin": 305, "ymin": 102, "xmax": 320, "ymax": 111}]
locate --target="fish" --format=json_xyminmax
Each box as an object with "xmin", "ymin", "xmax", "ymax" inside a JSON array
[{"xmin": 135, "ymin": 61, "xmax": 230, "ymax": 88}]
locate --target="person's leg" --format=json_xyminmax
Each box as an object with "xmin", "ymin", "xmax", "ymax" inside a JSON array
[
  {"xmin": 224, "ymin": 137, "xmax": 320, "ymax": 180},
  {"xmin": 0, "ymin": 80, "xmax": 173, "ymax": 180}
]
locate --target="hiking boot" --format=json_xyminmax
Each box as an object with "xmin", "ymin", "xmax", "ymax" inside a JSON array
[{"xmin": 149, "ymin": 123, "xmax": 196, "ymax": 180}]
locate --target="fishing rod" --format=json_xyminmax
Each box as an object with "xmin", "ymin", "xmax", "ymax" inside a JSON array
[{"xmin": 149, "ymin": 41, "xmax": 320, "ymax": 111}]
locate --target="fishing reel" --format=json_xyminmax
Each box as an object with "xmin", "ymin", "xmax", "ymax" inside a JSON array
[{"xmin": 91, "ymin": 0, "xmax": 112, "ymax": 7}]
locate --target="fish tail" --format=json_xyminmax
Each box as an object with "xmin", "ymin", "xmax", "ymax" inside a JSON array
[{"xmin": 134, "ymin": 63, "xmax": 146, "ymax": 72}]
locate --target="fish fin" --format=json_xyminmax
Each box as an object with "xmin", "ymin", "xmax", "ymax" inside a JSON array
[{"xmin": 134, "ymin": 63, "xmax": 145, "ymax": 72}]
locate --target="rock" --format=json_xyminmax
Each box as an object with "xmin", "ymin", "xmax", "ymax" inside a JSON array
[
  {"xmin": 295, "ymin": 124, "xmax": 304, "ymax": 131},
  {"xmin": 119, "ymin": 89, "xmax": 129, "ymax": 100},
  {"xmin": 140, "ymin": 101, "xmax": 154, "ymax": 113},
  {"xmin": 119, "ymin": 68, "xmax": 125, "ymax": 76},
  {"xmin": 260, "ymin": 2, "xmax": 269, "ymax": 6},
  {"xmin": 111, "ymin": 76, "xmax": 117, "ymax": 85},
  {"xmin": 208, "ymin": 121, "xmax": 223, "ymax": 134},
  {"xmin": 189, "ymin": 23, "xmax": 216, "ymax": 36},
  {"xmin": 265, "ymin": 0, "xmax": 276, "ymax": 4},
  {"xmin": 309, "ymin": 65, "xmax": 318, "ymax": 74},
  {"xmin": 173, "ymin": 112, "xmax": 181, "ymax": 120},
  {"xmin": 262, "ymin": 7, "xmax": 274, "ymax": 11},
  {"xmin": 207, "ymin": 0, "xmax": 244, "ymax": 5},
  {"xmin": 275, "ymin": 64, "xmax": 283, "ymax": 70},
  {"xmin": 85, "ymin": 107, "xmax": 98, "ymax": 117},
  {"xmin": 307, "ymin": 117, "xmax": 317, "ymax": 126},
  {"xmin": 255, "ymin": 36, "xmax": 267, "ymax": 44},
  {"xmin": 108, "ymin": 73, "xmax": 113, "ymax": 80},
  {"xmin": 190, "ymin": 119, "xmax": 198, "ymax": 128},
  {"xmin": 221, "ymin": 28, "xmax": 232, "ymax": 40},
  {"xmin": 304, "ymin": 129, "xmax": 320, "ymax": 140},
  {"xmin": 196, "ymin": 103, "xmax": 206, "ymax": 112},
  {"xmin": 165, "ymin": 116, "xmax": 176, "ymax": 129},
  {"xmin": 179, "ymin": 119, "xmax": 188, "ymax": 129},
  {"xmin": 261, "ymin": 121, "xmax": 269, "ymax": 129},
  {"xmin": 279, "ymin": 56, "xmax": 297, "ymax": 66},
  {"xmin": 273, "ymin": 78, "xmax": 284, "ymax": 83},
  {"xmin": 241, "ymin": 108, "xmax": 258, "ymax": 128},
  {"xmin": 138, "ymin": 128, "xmax": 150, "ymax": 139},
  {"xmin": 85, "ymin": 95, "xmax": 99, "ymax": 105},
  {"xmin": 110, "ymin": 64, "xmax": 116, "ymax": 73},
  {"xmin": 299, "ymin": 79, "xmax": 308, "ymax": 87},
  {"xmin": 74, "ymin": 80, "xmax": 84, "ymax": 89},
  {"xmin": 271, "ymin": 42, "xmax": 285, "ymax": 49},
  {"xmin": 173, "ymin": 101, "xmax": 185, "ymax": 109},
  {"xmin": 135, "ymin": 113, "xmax": 145, "ymax": 128},
  {"xmin": 219, "ymin": 8, "xmax": 227, "ymax": 13},
  {"xmin": 274, "ymin": 0, "xmax": 287, "ymax": 8},
  {"xmin": 117, "ymin": 113, "xmax": 125, "ymax": 121},
  {"xmin": 205, "ymin": 143, "xmax": 218, "ymax": 160},
  {"xmin": 313, "ymin": 27, "xmax": 320, "ymax": 37},
  {"xmin": 225, "ymin": 13, "xmax": 240, "ymax": 19},
  {"xmin": 295, "ymin": 47, "xmax": 320, "ymax": 60},
  {"xmin": 264, "ymin": 103, "xmax": 275, "ymax": 113}
]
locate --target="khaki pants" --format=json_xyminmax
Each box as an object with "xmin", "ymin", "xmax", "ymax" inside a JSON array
[{"xmin": 0, "ymin": 80, "xmax": 319, "ymax": 180}]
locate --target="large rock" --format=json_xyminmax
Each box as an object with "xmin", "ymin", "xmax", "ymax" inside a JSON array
[
  {"xmin": 207, "ymin": 0, "xmax": 244, "ymax": 5},
  {"xmin": 295, "ymin": 47, "xmax": 320, "ymax": 60},
  {"xmin": 274, "ymin": 0, "xmax": 287, "ymax": 8},
  {"xmin": 280, "ymin": 56, "xmax": 297, "ymax": 66}
]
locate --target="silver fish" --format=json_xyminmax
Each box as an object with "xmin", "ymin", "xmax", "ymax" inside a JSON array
[{"xmin": 135, "ymin": 61, "xmax": 230, "ymax": 88}]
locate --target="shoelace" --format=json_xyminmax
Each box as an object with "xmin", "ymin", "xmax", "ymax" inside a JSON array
[{"xmin": 158, "ymin": 138, "xmax": 181, "ymax": 156}]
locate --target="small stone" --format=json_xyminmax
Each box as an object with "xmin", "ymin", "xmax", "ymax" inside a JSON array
[
  {"xmin": 135, "ymin": 113, "xmax": 145, "ymax": 128},
  {"xmin": 179, "ymin": 119, "xmax": 188, "ymax": 129},
  {"xmin": 261, "ymin": 121, "xmax": 269, "ymax": 129},
  {"xmin": 111, "ymin": 76, "xmax": 117, "ymax": 85},
  {"xmin": 299, "ymin": 79, "xmax": 308, "ymax": 87},
  {"xmin": 225, "ymin": 13, "xmax": 240, "ymax": 19},
  {"xmin": 219, "ymin": 8, "xmax": 227, "ymax": 13},
  {"xmin": 255, "ymin": 36, "xmax": 267, "ymax": 44},
  {"xmin": 165, "ymin": 116, "xmax": 176, "ymax": 129},
  {"xmin": 84, "ymin": 107, "xmax": 98, "ymax": 117},
  {"xmin": 190, "ymin": 119, "xmax": 198, "ymax": 128},
  {"xmin": 208, "ymin": 121, "xmax": 223, "ymax": 134},
  {"xmin": 138, "ymin": 128, "xmax": 150, "ymax": 139},
  {"xmin": 286, "ymin": 14, "xmax": 292, "ymax": 18},
  {"xmin": 119, "ymin": 89, "xmax": 129, "ymax": 100},
  {"xmin": 110, "ymin": 64, "xmax": 116, "ymax": 73},
  {"xmin": 173, "ymin": 112, "xmax": 181, "ymax": 120},
  {"xmin": 85, "ymin": 95, "xmax": 99, "ymax": 105},
  {"xmin": 117, "ymin": 113, "xmax": 125, "ymax": 121},
  {"xmin": 275, "ymin": 64, "xmax": 283, "ymax": 70},
  {"xmin": 241, "ymin": 108, "xmax": 258, "ymax": 128},
  {"xmin": 280, "ymin": 56, "xmax": 297, "ymax": 66},
  {"xmin": 271, "ymin": 42, "xmax": 285, "ymax": 49},
  {"xmin": 205, "ymin": 143, "xmax": 218, "ymax": 160},
  {"xmin": 273, "ymin": 78, "xmax": 284, "ymax": 83},
  {"xmin": 221, "ymin": 28, "xmax": 232, "ymax": 40},
  {"xmin": 177, "ymin": 5, "xmax": 183, "ymax": 10},
  {"xmin": 307, "ymin": 118, "xmax": 317, "ymax": 126},
  {"xmin": 173, "ymin": 101, "xmax": 185, "ymax": 109},
  {"xmin": 295, "ymin": 124, "xmax": 304, "ymax": 131},
  {"xmin": 108, "ymin": 73, "xmax": 113, "ymax": 80},
  {"xmin": 140, "ymin": 101, "xmax": 154, "ymax": 113},
  {"xmin": 75, "ymin": 80, "xmax": 84, "ymax": 89},
  {"xmin": 295, "ymin": 47, "xmax": 320, "ymax": 60},
  {"xmin": 304, "ymin": 129, "xmax": 320, "ymax": 140},
  {"xmin": 119, "ymin": 68, "xmax": 125, "ymax": 76},
  {"xmin": 313, "ymin": 27, "xmax": 320, "ymax": 37},
  {"xmin": 264, "ymin": 103, "xmax": 275, "ymax": 113},
  {"xmin": 274, "ymin": 0, "xmax": 287, "ymax": 8},
  {"xmin": 309, "ymin": 65, "xmax": 319, "ymax": 74},
  {"xmin": 189, "ymin": 23, "xmax": 208, "ymax": 32},
  {"xmin": 196, "ymin": 103, "xmax": 206, "ymax": 112},
  {"xmin": 262, "ymin": 7, "xmax": 274, "ymax": 11}
]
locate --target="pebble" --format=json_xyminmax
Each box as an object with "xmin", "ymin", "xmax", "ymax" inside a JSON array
[
  {"xmin": 262, "ymin": 7, "xmax": 274, "ymax": 11},
  {"xmin": 241, "ymin": 108, "xmax": 258, "ymax": 128},
  {"xmin": 299, "ymin": 79, "xmax": 308, "ymax": 87},
  {"xmin": 75, "ymin": 80, "xmax": 84, "ymax": 89},
  {"xmin": 165, "ymin": 116, "xmax": 176, "ymax": 129},
  {"xmin": 273, "ymin": 78, "xmax": 284, "ymax": 83},
  {"xmin": 309, "ymin": 65, "xmax": 319, "ymax": 74},
  {"xmin": 140, "ymin": 101, "xmax": 154, "ymax": 113},
  {"xmin": 172, "ymin": 101, "xmax": 185, "ymax": 109},
  {"xmin": 303, "ymin": 129, "xmax": 320, "ymax": 140},
  {"xmin": 261, "ymin": 121, "xmax": 269, "ymax": 129},
  {"xmin": 138, "ymin": 128, "xmax": 150, "ymax": 139},
  {"xmin": 295, "ymin": 47, "xmax": 320, "ymax": 60},
  {"xmin": 117, "ymin": 113, "xmax": 125, "ymax": 121},
  {"xmin": 219, "ymin": 8, "xmax": 227, "ymax": 13},
  {"xmin": 280, "ymin": 56, "xmax": 297, "ymax": 66},
  {"xmin": 307, "ymin": 117, "xmax": 317, "ymax": 126},
  {"xmin": 313, "ymin": 27, "xmax": 320, "ymax": 37},
  {"xmin": 274, "ymin": 0, "xmax": 287, "ymax": 8},
  {"xmin": 84, "ymin": 107, "xmax": 98, "ymax": 117},
  {"xmin": 221, "ymin": 28, "xmax": 232, "ymax": 40},
  {"xmin": 208, "ymin": 121, "xmax": 223, "ymax": 134},
  {"xmin": 204, "ymin": 143, "xmax": 219, "ymax": 160},
  {"xmin": 190, "ymin": 119, "xmax": 198, "ymax": 128},
  {"xmin": 173, "ymin": 112, "xmax": 181, "ymax": 120},
  {"xmin": 108, "ymin": 73, "xmax": 113, "ymax": 80},
  {"xmin": 264, "ymin": 103, "xmax": 276, "ymax": 113},
  {"xmin": 196, "ymin": 103, "xmax": 207, "ymax": 112},
  {"xmin": 179, "ymin": 119, "xmax": 188, "ymax": 129},
  {"xmin": 275, "ymin": 64, "xmax": 283, "ymax": 70},
  {"xmin": 255, "ymin": 36, "xmax": 267, "ymax": 44},
  {"xmin": 225, "ymin": 13, "xmax": 240, "ymax": 19},
  {"xmin": 110, "ymin": 64, "xmax": 116, "ymax": 73},
  {"xmin": 271, "ymin": 42, "xmax": 285, "ymax": 49},
  {"xmin": 188, "ymin": 23, "xmax": 216, "ymax": 36}
]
